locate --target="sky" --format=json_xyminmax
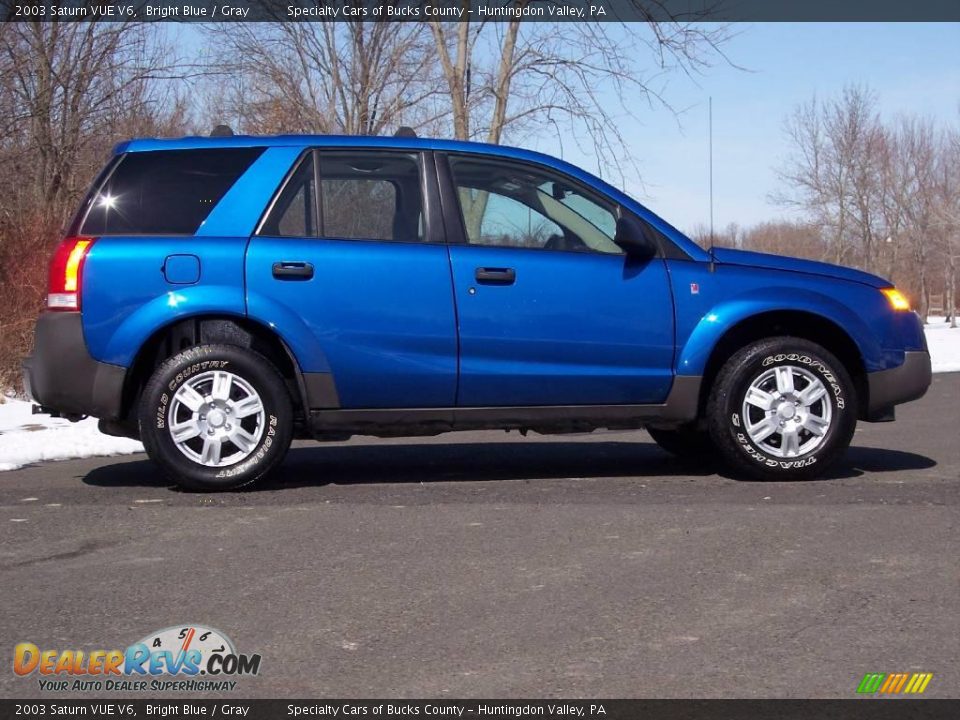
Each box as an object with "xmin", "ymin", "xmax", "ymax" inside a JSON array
[
  {"xmin": 550, "ymin": 23, "xmax": 960, "ymax": 233},
  {"xmin": 176, "ymin": 22, "xmax": 959, "ymax": 234}
]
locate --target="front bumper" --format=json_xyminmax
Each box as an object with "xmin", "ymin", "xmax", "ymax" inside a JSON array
[
  {"xmin": 865, "ymin": 351, "xmax": 932, "ymax": 420},
  {"xmin": 22, "ymin": 312, "xmax": 126, "ymax": 420}
]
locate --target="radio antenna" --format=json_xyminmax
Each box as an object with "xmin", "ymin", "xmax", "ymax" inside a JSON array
[
  {"xmin": 709, "ymin": 95, "xmax": 714, "ymax": 252},
  {"xmin": 707, "ymin": 95, "xmax": 714, "ymax": 272}
]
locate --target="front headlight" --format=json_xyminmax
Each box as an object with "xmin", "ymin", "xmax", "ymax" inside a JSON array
[{"xmin": 881, "ymin": 287, "xmax": 911, "ymax": 311}]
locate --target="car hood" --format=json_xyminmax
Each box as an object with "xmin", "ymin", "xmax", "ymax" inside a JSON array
[{"xmin": 710, "ymin": 247, "xmax": 889, "ymax": 288}]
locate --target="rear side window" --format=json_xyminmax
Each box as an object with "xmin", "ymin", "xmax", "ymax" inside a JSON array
[
  {"xmin": 81, "ymin": 148, "xmax": 264, "ymax": 236},
  {"xmin": 258, "ymin": 150, "xmax": 423, "ymax": 242},
  {"xmin": 259, "ymin": 154, "xmax": 317, "ymax": 237},
  {"xmin": 322, "ymin": 177, "xmax": 398, "ymax": 241}
]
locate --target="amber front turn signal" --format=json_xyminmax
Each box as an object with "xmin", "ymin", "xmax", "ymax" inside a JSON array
[{"xmin": 881, "ymin": 287, "xmax": 911, "ymax": 311}]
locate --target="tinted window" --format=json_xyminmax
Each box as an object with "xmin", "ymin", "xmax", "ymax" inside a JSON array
[
  {"xmin": 81, "ymin": 148, "xmax": 264, "ymax": 236},
  {"xmin": 448, "ymin": 155, "xmax": 621, "ymax": 254},
  {"xmin": 319, "ymin": 152, "xmax": 422, "ymax": 242},
  {"xmin": 260, "ymin": 154, "xmax": 317, "ymax": 237}
]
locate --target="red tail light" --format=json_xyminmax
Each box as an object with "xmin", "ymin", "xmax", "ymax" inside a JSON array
[{"xmin": 47, "ymin": 237, "xmax": 94, "ymax": 311}]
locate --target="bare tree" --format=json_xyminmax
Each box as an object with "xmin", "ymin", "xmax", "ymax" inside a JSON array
[
  {"xmin": 425, "ymin": 17, "xmax": 732, "ymax": 237},
  {"xmin": 896, "ymin": 117, "xmax": 939, "ymax": 317},
  {"xmin": 774, "ymin": 86, "xmax": 960, "ymax": 318},
  {"xmin": 0, "ymin": 21, "xmax": 182, "ymax": 218},
  {"xmin": 0, "ymin": 20, "xmax": 185, "ymax": 390},
  {"xmin": 931, "ymin": 123, "xmax": 960, "ymax": 326},
  {"xmin": 204, "ymin": 22, "xmax": 443, "ymax": 135},
  {"xmin": 426, "ymin": 17, "xmax": 733, "ymax": 171},
  {"xmin": 775, "ymin": 86, "xmax": 884, "ymax": 269}
]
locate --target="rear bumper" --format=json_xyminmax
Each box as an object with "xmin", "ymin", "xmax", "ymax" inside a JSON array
[
  {"xmin": 865, "ymin": 351, "xmax": 932, "ymax": 420},
  {"xmin": 22, "ymin": 312, "xmax": 126, "ymax": 420}
]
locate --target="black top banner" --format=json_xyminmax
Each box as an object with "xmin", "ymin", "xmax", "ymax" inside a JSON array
[{"xmin": 3, "ymin": 0, "xmax": 960, "ymax": 22}]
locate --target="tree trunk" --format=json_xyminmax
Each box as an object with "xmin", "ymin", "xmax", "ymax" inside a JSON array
[{"xmin": 947, "ymin": 255, "xmax": 957, "ymax": 328}]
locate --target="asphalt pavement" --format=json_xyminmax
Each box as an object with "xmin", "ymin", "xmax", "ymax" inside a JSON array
[{"xmin": 1, "ymin": 373, "xmax": 958, "ymax": 699}]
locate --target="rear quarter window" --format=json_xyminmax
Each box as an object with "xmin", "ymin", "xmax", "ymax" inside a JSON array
[{"xmin": 81, "ymin": 148, "xmax": 264, "ymax": 236}]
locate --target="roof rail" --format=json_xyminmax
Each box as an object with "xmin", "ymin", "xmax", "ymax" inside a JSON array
[{"xmin": 394, "ymin": 126, "xmax": 417, "ymax": 138}]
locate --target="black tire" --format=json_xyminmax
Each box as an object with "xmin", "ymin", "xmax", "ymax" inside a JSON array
[
  {"xmin": 646, "ymin": 423, "xmax": 714, "ymax": 461},
  {"xmin": 139, "ymin": 344, "xmax": 294, "ymax": 491},
  {"xmin": 707, "ymin": 337, "xmax": 857, "ymax": 480}
]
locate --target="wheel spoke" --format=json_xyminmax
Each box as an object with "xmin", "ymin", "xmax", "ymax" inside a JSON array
[
  {"xmin": 232, "ymin": 395, "xmax": 263, "ymax": 419},
  {"xmin": 775, "ymin": 366, "xmax": 795, "ymax": 394},
  {"xmin": 801, "ymin": 413, "xmax": 829, "ymax": 436},
  {"xmin": 200, "ymin": 437, "xmax": 222, "ymax": 465},
  {"xmin": 798, "ymin": 381, "xmax": 827, "ymax": 407},
  {"xmin": 170, "ymin": 420, "xmax": 200, "ymax": 444},
  {"xmin": 745, "ymin": 386, "xmax": 775, "ymax": 410},
  {"xmin": 229, "ymin": 426, "xmax": 258, "ymax": 454},
  {"xmin": 176, "ymin": 385, "xmax": 205, "ymax": 412},
  {"xmin": 748, "ymin": 416, "xmax": 780, "ymax": 443},
  {"xmin": 211, "ymin": 371, "xmax": 233, "ymax": 401},
  {"xmin": 781, "ymin": 428, "xmax": 801, "ymax": 456}
]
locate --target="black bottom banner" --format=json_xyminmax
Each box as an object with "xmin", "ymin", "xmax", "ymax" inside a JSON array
[{"xmin": 1, "ymin": 700, "xmax": 958, "ymax": 720}]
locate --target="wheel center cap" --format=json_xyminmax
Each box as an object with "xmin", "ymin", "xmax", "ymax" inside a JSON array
[
  {"xmin": 207, "ymin": 409, "xmax": 226, "ymax": 428},
  {"xmin": 778, "ymin": 403, "xmax": 797, "ymax": 420}
]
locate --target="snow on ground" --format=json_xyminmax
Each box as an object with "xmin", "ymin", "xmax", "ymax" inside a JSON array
[
  {"xmin": 924, "ymin": 318, "xmax": 960, "ymax": 373},
  {"xmin": 0, "ymin": 322, "xmax": 958, "ymax": 472},
  {"xmin": 0, "ymin": 398, "xmax": 142, "ymax": 472}
]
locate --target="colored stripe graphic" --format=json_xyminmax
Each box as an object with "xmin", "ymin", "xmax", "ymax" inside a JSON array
[
  {"xmin": 857, "ymin": 673, "xmax": 885, "ymax": 693},
  {"xmin": 858, "ymin": 672, "xmax": 933, "ymax": 694},
  {"xmin": 879, "ymin": 673, "xmax": 908, "ymax": 693},
  {"xmin": 904, "ymin": 673, "xmax": 934, "ymax": 694}
]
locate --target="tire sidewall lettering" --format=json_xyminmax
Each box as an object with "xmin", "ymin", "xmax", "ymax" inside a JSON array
[
  {"xmin": 215, "ymin": 417, "xmax": 279, "ymax": 479},
  {"xmin": 760, "ymin": 353, "xmax": 845, "ymax": 410}
]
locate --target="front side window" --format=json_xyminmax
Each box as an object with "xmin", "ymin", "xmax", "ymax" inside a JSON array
[
  {"xmin": 81, "ymin": 148, "xmax": 264, "ymax": 236},
  {"xmin": 447, "ymin": 155, "xmax": 621, "ymax": 254}
]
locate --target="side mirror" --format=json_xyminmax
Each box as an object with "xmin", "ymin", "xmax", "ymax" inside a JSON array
[{"xmin": 614, "ymin": 213, "xmax": 658, "ymax": 260}]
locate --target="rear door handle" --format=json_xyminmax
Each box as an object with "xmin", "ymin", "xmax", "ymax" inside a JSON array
[
  {"xmin": 475, "ymin": 267, "xmax": 516, "ymax": 285},
  {"xmin": 272, "ymin": 261, "xmax": 314, "ymax": 280}
]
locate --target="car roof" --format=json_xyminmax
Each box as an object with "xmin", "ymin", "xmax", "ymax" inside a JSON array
[{"xmin": 118, "ymin": 134, "xmax": 538, "ymax": 159}]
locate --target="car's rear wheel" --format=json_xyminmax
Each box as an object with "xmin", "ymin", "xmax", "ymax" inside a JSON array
[
  {"xmin": 707, "ymin": 337, "xmax": 856, "ymax": 480},
  {"xmin": 139, "ymin": 344, "xmax": 293, "ymax": 491}
]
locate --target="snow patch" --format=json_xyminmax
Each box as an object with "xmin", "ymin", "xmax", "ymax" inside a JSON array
[
  {"xmin": 924, "ymin": 319, "xmax": 960, "ymax": 373},
  {"xmin": 0, "ymin": 399, "xmax": 143, "ymax": 472}
]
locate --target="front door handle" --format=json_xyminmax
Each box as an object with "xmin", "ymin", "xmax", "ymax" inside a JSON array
[
  {"xmin": 272, "ymin": 261, "xmax": 314, "ymax": 280},
  {"xmin": 475, "ymin": 267, "xmax": 516, "ymax": 285}
]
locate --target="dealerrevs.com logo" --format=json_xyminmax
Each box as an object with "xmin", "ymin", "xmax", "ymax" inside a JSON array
[{"xmin": 14, "ymin": 625, "xmax": 261, "ymax": 692}]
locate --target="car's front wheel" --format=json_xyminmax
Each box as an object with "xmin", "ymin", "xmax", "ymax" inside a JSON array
[
  {"xmin": 139, "ymin": 344, "xmax": 294, "ymax": 491},
  {"xmin": 707, "ymin": 337, "xmax": 856, "ymax": 480}
]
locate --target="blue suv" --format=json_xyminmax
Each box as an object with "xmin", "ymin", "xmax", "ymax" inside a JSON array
[{"xmin": 23, "ymin": 133, "xmax": 931, "ymax": 490}]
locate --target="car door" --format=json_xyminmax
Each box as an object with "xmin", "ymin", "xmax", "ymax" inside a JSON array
[
  {"xmin": 245, "ymin": 149, "xmax": 457, "ymax": 408},
  {"xmin": 439, "ymin": 152, "xmax": 675, "ymax": 407}
]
